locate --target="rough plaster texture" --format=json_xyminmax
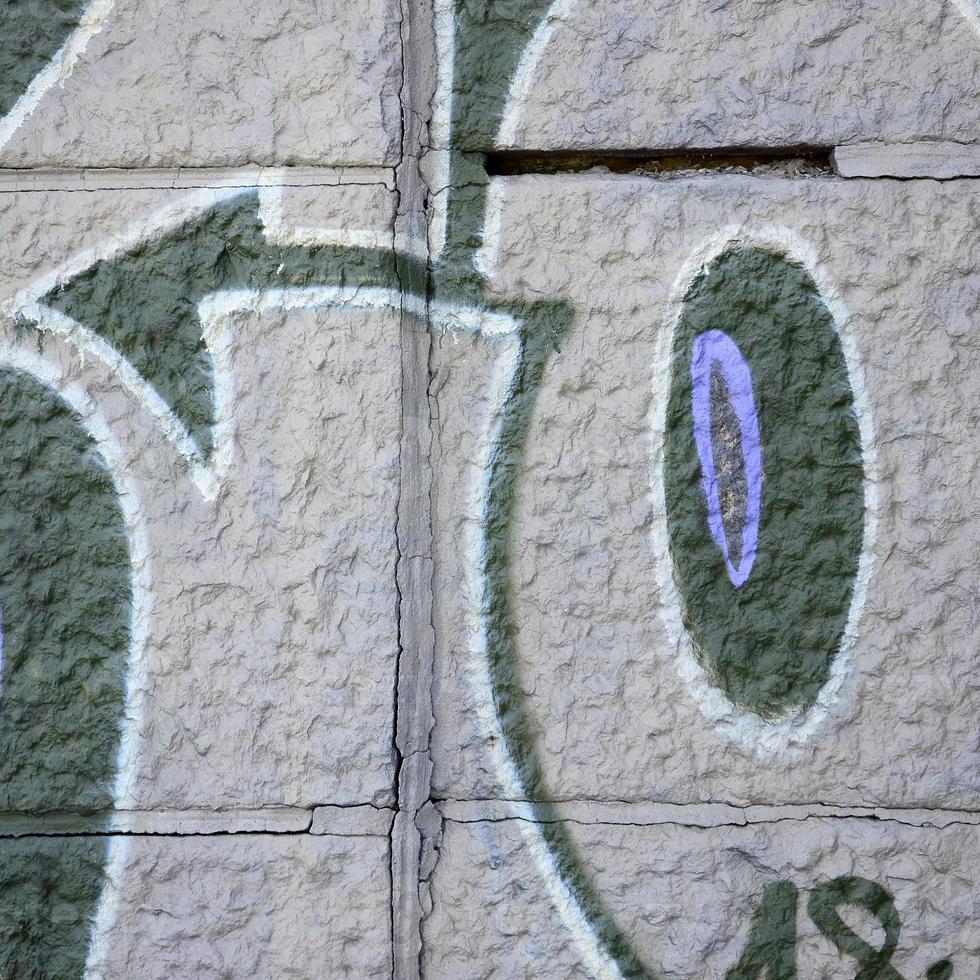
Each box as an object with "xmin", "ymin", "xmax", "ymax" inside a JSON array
[
  {"xmin": 0, "ymin": 178, "xmax": 396, "ymax": 302},
  {"xmin": 0, "ymin": 194, "xmax": 403, "ymax": 809},
  {"xmin": 498, "ymin": 0, "xmax": 980, "ymax": 151},
  {"xmin": 425, "ymin": 817, "xmax": 979, "ymax": 978},
  {"xmin": 0, "ymin": 0, "xmax": 402, "ymax": 167},
  {"xmin": 0, "ymin": 0, "xmax": 977, "ymax": 976},
  {"xmin": 423, "ymin": 817, "xmax": 594, "ymax": 979},
  {"xmin": 834, "ymin": 141, "xmax": 980, "ymax": 178},
  {"xmin": 120, "ymin": 300, "xmax": 401, "ymax": 808},
  {"xmin": 432, "ymin": 174, "xmax": 980, "ymax": 811}
]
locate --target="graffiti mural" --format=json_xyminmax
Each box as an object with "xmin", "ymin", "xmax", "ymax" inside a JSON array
[
  {"xmin": 0, "ymin": 0, "xmax": 977, "ymax": 977},
  {"xmin": 431, "ymin": 3, "xmax": 979, "ymax": 978},
  {"xmin": 664, "ymin": 247, "xmax": 866, "ymax": 717}
]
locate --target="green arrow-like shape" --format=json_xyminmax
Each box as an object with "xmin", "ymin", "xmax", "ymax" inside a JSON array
[
  {"xmin": 25, "ymin": 6, "xmax": 664, "ymax": 976},
  {"xmin": 44, "ymin": 192, "xmax": 417, "ymax": 456}
]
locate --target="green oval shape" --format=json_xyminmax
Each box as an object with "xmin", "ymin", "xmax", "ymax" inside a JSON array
[
  {"xmin": 0, "ymin": 366, "xmax": 131, "ymax": 977},
  {"xmin": 664, "ymin": 247, "xmax": 865, "ymax": 718}
]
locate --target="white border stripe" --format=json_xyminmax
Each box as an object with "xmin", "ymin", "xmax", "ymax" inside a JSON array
[
  {"xmin": 460, "ymin": 330, "xmax": 624, "ymax": 980},
  {"xmin": 649, "ymin": 225, "xmax": 879, "ymax": 755},
  {"xmin": 0, "ymin": 340, "xmax": 150, "ymax": 980},
  {"xmin": 0, "ymin": 0, "xmax": 117, "ymax": 153}
]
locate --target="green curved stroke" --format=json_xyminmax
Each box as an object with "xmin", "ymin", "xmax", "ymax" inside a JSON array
[
  {"xmin": 441, "ymin": 0, "xmax": 557, "ymax": 294},
  {"xmin": 451, "ymin": 0, "xmax": 555, "ymax": 150},
  {"xmin": 457, "ymin": 5, "xmax": 661, "ymax": 976},
  {"xmin": 664, "ymin": 247, "xmax": 865, "ymax": 717},
  {"xmin": 31, "ymin": 194, "xmax": 427, "ymax": 973},
  {"xmin": 0, "ymin": 0, "xmax": 87, "ymax": 119},
  {"xmin": 0, "ymin": 365, "xmax": 131, "ymax": 977},
  {"xmin": 7, "ymin": 5, "xmax": 872, "ymax": 976},
  {"xmin": 478, "ymin": 258, "xmax": 863, "ymax": 977},
  {"xmin": 481, "ymin": 300, "xmax": 659, "ymax": 980}
]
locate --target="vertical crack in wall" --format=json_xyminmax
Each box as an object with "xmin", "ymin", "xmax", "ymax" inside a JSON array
[
  {"xmin": 391, "ymin": 1, "xmax": 439, "ymax": 978},
  {"xmin": 389, "ymin": 1, "xmax": 408, "ymax": 966}
]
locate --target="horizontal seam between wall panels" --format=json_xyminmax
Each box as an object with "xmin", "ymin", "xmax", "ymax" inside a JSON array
[
  {"xmin": 482, "ymin": 145, "xmax": 980, "ymax": 180},
  {"xmin": 484, "ymin": 145, "xmax": 836, "ymax": 175},
  {"xmin": 0, "ymin": 166, "xmax": 397, "ymax": 193},
  {"xmin": 0, "ymin": 802, "xmax": 975, "ymax": 836},
  {"xmin": 431, "ymin": 799, "xmax": 980, "ymax": 819}
]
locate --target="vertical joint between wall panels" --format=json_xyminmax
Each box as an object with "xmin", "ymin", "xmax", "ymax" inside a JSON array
[{"xmin": 392, "ymin": 1, "xmax": 438, "ymax": 978}]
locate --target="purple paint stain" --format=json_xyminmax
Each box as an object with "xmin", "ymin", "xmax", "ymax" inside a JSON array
[{"xmin": 690, "ymin": 330, "xmax": 763, "ymax": 588}]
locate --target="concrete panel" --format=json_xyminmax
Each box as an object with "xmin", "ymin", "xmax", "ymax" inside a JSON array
[
  {"xmin": 0, "ymin": 184, "xmax": 403, "ymax": 810},
  {"xmin": 425, "ymin": 814, "xmax": 979, "ymax": 979},
  {"xmin": 432, "ymin": 174, "xmax": 980, "ymax": 810},
  {"xmin": 423, "ymin": 816, "xmax": 593, "ymax": 979},
  {"xmin": 0, "ymin": 177, "xmax": 396, "ymax": 303},
  {"xmin": 0, "ymin": 0, "xmax": 402, "ymax": 167},
  {"xmin": 491, "ymin": 0, "xmax": 980, "ymax": 151},
  {"xmin": 0, "ymin": 1, "xmax": 976, "ymax": 975},
  {"xmin": 86, "ymin": 833, "xmax": 391, "ymax": 978},
  {"xmin": 835, "ymin": 141, "xmax": 980, "ymax": 178}
]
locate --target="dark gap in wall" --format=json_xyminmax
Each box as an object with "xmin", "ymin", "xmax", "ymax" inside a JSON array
[{"xmin": 484, "ymin": 146, "xmax": 835, "ymax": 177}]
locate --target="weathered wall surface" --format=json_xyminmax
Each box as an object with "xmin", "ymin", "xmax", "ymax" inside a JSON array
[{"xmin": 0, "ymin": 1, "xmax": 977, "ymax": 978}]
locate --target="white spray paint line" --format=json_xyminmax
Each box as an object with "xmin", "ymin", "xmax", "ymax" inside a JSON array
[
  {"xmin": 952, "ymin": 0, "xmax": 980, "ymax": 39},
  {"xmin": 497, "ymin": 0, "xmax": 579, "ymax": 149},
  {"xmin": 648, "ymin": 224, "xmax": 879, "ymax": 757},
  {"xmin": 0, "ymin": 0, "xmax": 117, "ymax": 153},
  {"xmin": 198, "ymin": 284, "xmax": 620, "ymax": 974},
  {"xmin": 1, "ymin": 184, "xmax": 439, "ymax": 501},
  {"xmin": 34, "ymin": 2, "xmax": 971, "ymax": 975},
  {"xmin": 10, "ymin": 3, "xmax": 595, "ymax": 972},
  {"xmin": 83, "ymin": 830, "xmax": 131, "ymax": 980},
  {"xmin": 0, "ymin": 341, "xmax": 153, "ymax": 812},
  {"xmin": 460, "ymin": 5, "xmax": 636, "ymax": 966},
  {"xmin": 255, "ymin": 181, "xmax": 429, "ymax": 260},
  {"xmin": 473, "ymin": 179, "xmax": 507, "ymax": 281},
  {"xmin": 476, "ymin": 0, "xmax": 577, "ymax": 274},
  {"xmin": 196, "ymin": 309, "xmax": 238, "ymax": 499},
  {"xmin": 15, "ymin": 302, "xmax": 224, "ymax": 499},
  {"xmin": 0, "ymin": 185, "xmax": 255, "ymax": 321},
  {"xmin": 197, "ymin": 284, "xmax": 510, "ymax": 338}
]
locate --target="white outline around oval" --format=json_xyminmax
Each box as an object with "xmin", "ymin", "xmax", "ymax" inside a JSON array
[{"xmin": 649, "ymin": 225, "xmax": 879, "ymax": 756}]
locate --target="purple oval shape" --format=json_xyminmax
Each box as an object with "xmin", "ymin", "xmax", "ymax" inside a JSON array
[{"xmin": 690, "ymin": 329, "xmax": 762, "ymax": 588}]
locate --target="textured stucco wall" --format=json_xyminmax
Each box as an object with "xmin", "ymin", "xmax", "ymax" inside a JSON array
[{"xmin": 0, "ymin": 1, "xmax": 977, "ymax": 978}]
